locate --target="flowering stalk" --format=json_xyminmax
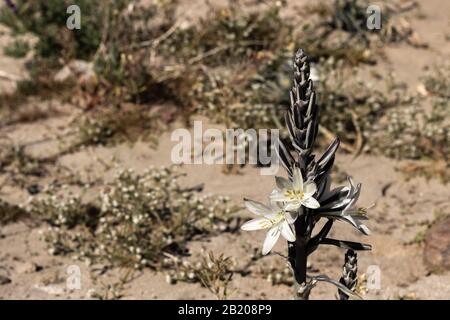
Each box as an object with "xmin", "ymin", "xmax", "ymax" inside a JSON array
[
  {"xmin": 338, "ymin": 249, "xmax": 358, "ymax": 300},
  {"xmin": 241, "ymin": 49, "xmax": 371, "ymax": 300}
]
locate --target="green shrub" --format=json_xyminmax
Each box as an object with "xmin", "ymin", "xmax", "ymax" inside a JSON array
[
  {"xmin": 3, "ymin": 39, "xmax": 29, "ymax": 58},
  {"xmin": 0, "ymin": 0, "xmax": 121, "ymax": 60}
]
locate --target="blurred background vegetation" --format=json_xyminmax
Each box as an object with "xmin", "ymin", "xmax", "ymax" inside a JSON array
[{"xmin": 0, "ymin": 0, "xmax": 446, "ymax": 164}]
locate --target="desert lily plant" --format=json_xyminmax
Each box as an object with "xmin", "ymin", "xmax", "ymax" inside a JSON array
[{"xmin": 241, "ymin": 49, "xmax": 371, "ymax": 299}]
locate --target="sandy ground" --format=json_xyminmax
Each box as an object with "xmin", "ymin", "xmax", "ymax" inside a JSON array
[{"xmin": 0, "ymin": 0, "xmax": 449, "ymax": 300}]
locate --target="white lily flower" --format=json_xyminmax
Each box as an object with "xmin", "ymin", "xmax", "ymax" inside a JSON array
[
  {"xmin": 241, "ymin": 199, "xmax": 297, "ymax": 255},
  {"xmin": 270, "ymin": 166, "xmax": 320, "ymax": 211}
]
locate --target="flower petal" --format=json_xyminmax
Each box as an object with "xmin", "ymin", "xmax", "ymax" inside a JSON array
[
  {"xmin": 269, "ymin": 200, "xmax": 285, "ymax": 211},
  {"xmin": 359, "ymin": 224, "xmax": 371, "ymax": 235},
  {"xmin": 280, "ymin": 220, "xmax": 296, "ymax": 242},
  {"xmin": 317, "ymin": 186, "xmax": 349, "ymax": 209},
  {"xmin": 304, "ymin": 181, "xmax": 317, "ymax": 197},
  {"xmin": 269, "ymin": 190, "xmax": 290, "ymax": 202},
  {"xmin": 293, "ymin": 167, "xmax": 304, "ymax": 191},
  {"xmin": 262, "ymin": 225, "xmax": 281, "ymax": 255},
  {"xmin": 244, "ymin": 198, "xmax": 272, "ymax": 216},
  {"xmin": 275, "ymin": 176, "xmax": 292, "ymax": 190},
  {"xmin": 284, "ymin": 201, "xmax": 301, "ymax": 211},
  {"xmin": 285, "ymin": 211, "xmax": 298, "ymax": 224},
  {"xmin": 301, "ymin": 196, "xmax": 320, "ymax": 209},
  {"xmin": 347, "ymin": 215, "xmax": 371, "ymax": 235},
  {"xmin": 241, "ymin": 218, "xmax": 271, "ymax": 231},
  {"xmin": 262, "ymin": 212, "xmax": 279, "ymax": 220}
]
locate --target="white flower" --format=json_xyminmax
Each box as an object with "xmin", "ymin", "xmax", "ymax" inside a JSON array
[
  {"xmin": 270, "ymin": 166, "xmax": 320, "ymax": 211},
  {"xmin": 241, "ymin": 199, "xmax": 297, "ymax": 255}
]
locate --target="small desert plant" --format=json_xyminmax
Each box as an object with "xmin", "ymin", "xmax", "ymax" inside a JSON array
[
  {"xmin": 0, "ymin": 0, "xmax": 115, "ymax": 60},
  {"xmin": 301, "ymin": 0, "xmax": 426, "ymax": 63},
  {"xmin": 0, "ymin": 0, "xmax": 130, "ymax": 105},
  {"xmin": 370, "ymin": 62, "xmax": 449, "ymax": 181},
  {"xmin": 240, "ymin": 49, "xmax": 371, "ymax": 299},
  {"xmin": 256, "ymin": 260, "xmax": 294, "ymax": 286},
  {"xmin": 66, "ymin": 105, "xmax": 166, "ymax": 151},
  {"xmin": 0, "ymin": 198, "xmax": 28, "ymax": 225},
  {"xmin": 29, "ymin": 166, "xmax": 239, "ymax": 269},
  {"xmin": 164, "ymin": 252, "xmax": 235, "ymax": 300},
  {"xmin": 89, "ymin": 268, "xmax": 135, "ymax": 300},
  {"xmin": 313, "ymin": 58, "xmax": 410, "ymax": 151},
  {"xmin": 0, "ymin": 143, "xmax": 46, "ymax": 177},
  {"xmin": 3, "ymin": 38, "xmax": 29, "ymax": 58},
  {"xmin": 422, "ymin": 61, "xmax": 450, "ymax": 99},
  {"xmin": 375, "ymin": 99, "xmax": 449, "ymax": 161}
]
